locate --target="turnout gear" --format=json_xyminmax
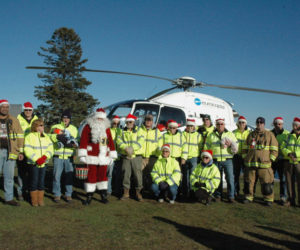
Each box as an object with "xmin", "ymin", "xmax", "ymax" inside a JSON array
[{"xmin": 262, "ymin": 183, "xmax": 273, "ymax": 196}]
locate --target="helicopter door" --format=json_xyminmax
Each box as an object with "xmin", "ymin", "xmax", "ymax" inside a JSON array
[
  {"xmin": 157, "ymin": 106, "xmax": 186, "ymax": 131},
  {"xmin": 132, "ymin": 103, "xmax": 160, "ymax": 127}
]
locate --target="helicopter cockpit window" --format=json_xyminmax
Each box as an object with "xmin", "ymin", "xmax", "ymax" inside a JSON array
[
  {"xmin": 132, "ymin": 103, "xmax": 160, "ymax": 127},
  {"xmin": 157, "ymin": 106, "xmax": 186, "ymax": 128}
]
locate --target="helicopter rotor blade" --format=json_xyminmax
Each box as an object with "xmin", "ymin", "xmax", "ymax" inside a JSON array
[
  {"xmin": 196, "ymin": 82, "xmax": 300, "ymax": 97},
  {"xmin": 147, "ymin": 86, "xmax": 179, "ymax": 100},
  {"xmin": 26, "ymin": 66, "xmax": 175, "ymax": 83}
]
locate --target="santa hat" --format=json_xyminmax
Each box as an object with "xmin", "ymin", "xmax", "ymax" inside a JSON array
[
  {"xmin": 94, "ymin": 108, "xmax": 107, "ymax": 119},
  {"xmin": 23, "ymin": 102, "xmax": 33, "ymax": 110},
  {"xmin": 125, "ymin": 113, "xmax": 137, "ymax": 122},
  {"xmin": 167, "ymin": 120, "xmax": 178, "ymax": 128},
  {"xmin": 216, "ymin": 118, "xmax": 225, "ymax": 124},
  {"xmin": 273, "ymin": 117, "xmax": 284, "ymax": 124},
  {"xmin": 238, "ymin": 116, "xmax": 247, "ymax": 124},
  {"xmin": 201, "ymin": 150, "xmax": 213, "ymax": 160},
  {"xmin": 293, "ymin": 117, "xmax": 300, "ymax": 126},
  {"xmin": 186, "ymin": 119, "xmax": 196, "ymax": 126},
  {"xmin": 0, "ymin": 99, "xmax": 9, "ymax": 106},
  {"xmin": 112, "ymin": 115, "xmax": 120, "ymax": 122},
  {"xmin": 161, "ymin": 144, "xmax": 171, "ymax": 152}
]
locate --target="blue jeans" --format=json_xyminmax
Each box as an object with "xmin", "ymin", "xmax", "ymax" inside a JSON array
[
  {"xmin": 214, "ymin": 159, "xmax": 235, "ymax": 199},
  {"xmin": 52, "ymin": 157, "xmax": 74, "ymax": 197},
  {"xmin": 182, "ymin": 157, "xmax": 198, "ymax": 196},
  {"xmin": 272, "ymin": 159, "xmax": 287, "ymax": 200},
  {"xmin": 151, "ymin": 183, "xmax": 178, "ymax": 201},
  {"xmin": 30, "ymin": 165, "xmax": 46, "ymax": 191},
  {"xmin": 0, "ymin": 149, "xmax": 16, "ymax": 201},
  {"xmin": 107, "ymin": 161, "xmax": 115, "ymax": 194}
]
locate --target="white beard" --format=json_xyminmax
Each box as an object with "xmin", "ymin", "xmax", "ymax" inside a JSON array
[{"xmin": 86, "ymin": 117, "xmax": 110, "ymax": 143}]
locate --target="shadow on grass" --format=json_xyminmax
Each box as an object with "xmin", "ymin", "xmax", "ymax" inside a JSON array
[
  {"xmin": 256, "ymin": 225, "xmax": 300, "ymax": 241},
  {"xmin": 153, "ymin": 216, "xmax": 273, "ymax": 249}
]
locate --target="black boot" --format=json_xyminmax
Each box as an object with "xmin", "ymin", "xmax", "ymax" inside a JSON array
[
  {"xmin": 100, "ymin": 190, "xmax": 109, "ymax": 204},
  {"xmin": 83, "ymin": 193, "xmax": 93, "ymax": 206}
]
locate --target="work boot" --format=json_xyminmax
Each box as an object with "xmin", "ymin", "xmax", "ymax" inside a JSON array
[
  {"xmin": 53, "ymin": 196, "xmax": 61, "ymax": 203},
  {"xmin": 83, "ymin": 193, "xmax": 93, "ymax": 206},
  {"xmin": 37, "ymin": 190, "xmax": 45, "ymax": 206},
  {"xmin": 30, "ymin": 191, "xmax": 38, "ymax": 207},
  {"xmin": 5, "ymin": 200, "xmax": 20, "ymax": 206},
  {"xmin": 100, "ymin": 190, "xmax": 109, "ymax": 204},
  {"xmin": 121, "ymin": 189, "xmax": 129, "ymax": 200},
  {"xmin": 136, "ymin": 189, "xmax": 143, "ymax": 202}
]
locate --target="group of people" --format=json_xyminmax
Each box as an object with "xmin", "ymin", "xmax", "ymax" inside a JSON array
[{"xmin": 0, "ymin": 99, "xmax": 299, "ymax": 208}]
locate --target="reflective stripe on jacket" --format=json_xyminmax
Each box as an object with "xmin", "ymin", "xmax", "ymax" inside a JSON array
[
  {"xmin": 271, "ymin": 129, "xmax": 290, "ymax": 159},
  {"xmin": 190, "ymin": 162, "xmax": 220, "ymax": 193},
  {"xmin": 116, "ymin": 126, "xmax": 144, "ymax": 157},
  {"xmin": 151, "ymin": 156, "xmax": 182, "ymax": 186},
  {"xmin": 163, "ymin": 131, "xmax": 187, "ymax": 159},
  {"xmin": 243, "ymin": 129, "xmax": 278, "ymax": 168},
  {"xmin": 138, "ymin": 125, "xmax": 162, "ymax": 158},
  {"xmin": 204, "ymin": 129, "xmax": 238, "ymax": 161},
  {"xmin": 17, "ymin": 114, "xmax": 38, "ymax": 136},
  {"xmin": 281, "ymin": 132, "xmax": 300, "ymax": 164},
  {"xmin": 24, "ymin": 132, "xmax": 54, "ymax": 168},
  {"xmin": 233, "ymin": 128, "xmax": 250, "ymax": 156},
  {"xmin": 50, "ymin": 122, "xmax": 78, "ymax": 159},
  {"xmin": 182, "ymin": 131, "xmax": 203, "ymax": 159}
]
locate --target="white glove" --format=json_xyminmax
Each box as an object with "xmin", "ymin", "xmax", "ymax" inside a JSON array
[
  {"xmin": 79, "ymin": 157, "xmax": 87, "ymax": 164},
  {"xmin": 230, "ymin": 141, "xmax": 238, "ymax": 154}
]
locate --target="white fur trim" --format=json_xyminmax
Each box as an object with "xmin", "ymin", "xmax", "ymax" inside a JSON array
[
  {"xmin": 94, "ymin": 112, "xmax": 107, "ymax": 119},
  {"xmin": 238, "ymin": 119, "xmax": 247, "ymax": 124},
  {"xmin": 86, "ymin": 155, "xmax": 100, "ymax": 165},
  {"xmin": 96, "ymin": 181, "xmax": 108, "ymax": 190},
  {"xmin": 168, "ymin": 122, "xmax": 178, "ymax": 128},
  {"xmin": 79, "ymin": 157, "xmax": 87, "ymax": 164},
  {"xmin": 109, "ymin": 151, "xmax": 117, "ymax": 159},
  {"xmin": 99, "ymin": 156, "xmax": 112, "ymax": 166},
  {"xmin": 186, "ymin": 121, "xmax": 195, "ymax": 126},
  {"xmin": 78, "ymin": 149, "xmax": 87, "ymax": 157},
  {"xmin": 293, "ymin": 121, "xmax": 300, "ymax": 126},
  {"xmin": 84, "ymin": 183, "xmax": 96, "ymax": 193},
  {"xmin": 87, "ymin": 146, "xmax": 92, "ymax": 151},
  {"xmin": 126, "ymin": 118, "xmax": 135, "ymax": 122},
  {"xmin": 201, "ymin": 151, "xmax": 212, "ymax": 160}
]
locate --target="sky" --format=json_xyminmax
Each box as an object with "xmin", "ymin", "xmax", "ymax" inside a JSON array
[{"xmin": 1, "ymin": 0, "xmax": 299, "ymax": 129}]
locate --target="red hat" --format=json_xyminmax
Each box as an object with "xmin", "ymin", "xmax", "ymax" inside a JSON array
[
  {"xmin": 161, "ymin": 144, "xmax": 171, "ymax": 152},
  {"xmin": 112, "ymin": 115, "xmax": 120, "ymax": 122},
  {"xmin": 167, "ymin": 119, "xmax": 178, "ymax": 128},
  {"xmin": 125, "ymin": 113, "xmax": 137, "ymax": 122},
  {"xmin": 216, "ymin": 118, "xmax": 225, "ymax": 124},
  {"xmin": 0, "ymin": 99, "xmax": 9, "ymax": 106},
  {"xmin": 293, "ymin": 117, "xmax": 300, "ymax": 126},
  {"xmin": 238, "ymin": 116, "xmax": 247, "ymax": 124},
  {"xmin": 23, "ymin": 102, "xmax": 33, "ymax": 110},
  {"xmin": 186, "ymin": 119, "xmax": 196, "ymax": 126},
  {"xmin": 94, "ymin": 108, "xmax": 106, "ymax": 119},
  {"xmin": 273, "ymin": 117, "xmax": 284, "ymax": 124},
  {"xmin": 201, "ymin": 150, "xmax": 213, "ymax": 160}
]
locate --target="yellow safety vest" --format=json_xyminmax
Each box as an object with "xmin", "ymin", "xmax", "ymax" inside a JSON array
[
  {"xmin": 24, "ymin": 132, "xmax": 54, "ymax": 168},
  {"xmin": 163, "ymin": 131, "xmax": 187, "ymax": 159},
  {"xmin": 138, "ymin": 125, "xmax": 162, "ymax": 158},
  {"xmin": 17, "ymin": 114, "xmax": 38, "ymax": 136},
  {"xmin": 151, "ymin": 156, "xmax": 182, "ymax": 186},
  {"xmin": 233, "ymin": 128, "xmax": 250, "ymax": 156},
  {"xmin": 50, "ymin": 122, "xmax": 78, "ymax": 159},
  {"xmin": 182, "ymin": 131, "xmax": 203, "ymax": 159},
  {"xmin": 281, "ymin": 132, "xmax": 300, "ymax": 164},
  {"xmin": 271, "ymin": 129, "xmax": 290, "ymax": 159}
]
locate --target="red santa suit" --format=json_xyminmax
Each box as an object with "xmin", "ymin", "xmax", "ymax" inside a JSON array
[{"xmin": 78, "ymin": 109, "xmax": 117, "ymax": 193}]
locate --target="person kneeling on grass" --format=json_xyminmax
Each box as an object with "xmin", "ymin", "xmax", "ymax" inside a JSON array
[
  {"xmin": 190, "ymin": 150, "xmax": 221, "ymax": 205},
  {"xmin": 151, "ymin": 144, "xmax": 181, "ymax": 204},
  {"xmin": 24, "ymin": 119, "xmax": 54, "ymax": 207}
]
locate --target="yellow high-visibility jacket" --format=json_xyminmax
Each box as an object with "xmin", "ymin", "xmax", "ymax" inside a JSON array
[
  {"xmin": 182, "ymin": 131, "xmax": 203, "ymax": 159},
  {"xmin": 163, "ymin": 130, "xmax": 187, "ymax": 159},
  {"xmin": 271, "ymin": 129, "xmax": 290, "ymax": 160},
  {"xmin": 17, "ymin": 113, "xmax": 38, "ymax": 136},
  {"xmin": 24, "ymin": 132, "xmax": 54, "ymax": 168},
  {"xmin": 50, "ymin": 122, "xmax": 78, "ymax": 159},
  {"xmin": 242, "ymin": 129, "xmax": 278, "ymax": 168},
  {"xmin": 110, "ymin": 127, "xmax": 122, "ymax": 160},
  {"xmin": 281, "ymin": 131, "xmax": 300, "ymax": 164},
  {"xmin": 190, "ymin": 161, "xmax": 220, "ymax": 193},
  {"xmin": 138, "ymin": 125, "xmax": 162, "ymax": 158},
  {"xmin": 233, "ymin": 128, "xmax": 251, "ymax": 156},
  {"xmin": 204, "ymin": 129, "xmax": 238, "ymax": 161},
  {"xmin": 151, "ymin": 156, "xmax": 182, "ymax": 186},
  {"xmin": 116, "ymin": 126, "xmax": 144, "ymax": 157}
]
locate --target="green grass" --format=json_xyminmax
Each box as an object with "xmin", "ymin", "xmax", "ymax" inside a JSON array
[{"xmin": 0, "ymin": 177, "xmax": 300, "ymax": 249}]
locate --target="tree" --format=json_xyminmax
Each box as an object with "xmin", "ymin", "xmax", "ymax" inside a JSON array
[{"xmin": 34, "ymin": 27, "xmax": 99, "ymax": 127}]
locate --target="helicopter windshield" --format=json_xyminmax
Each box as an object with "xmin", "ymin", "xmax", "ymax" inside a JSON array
[{"xmin": 132, "ymin": 103, "xmax": 160, "ymax": 126}]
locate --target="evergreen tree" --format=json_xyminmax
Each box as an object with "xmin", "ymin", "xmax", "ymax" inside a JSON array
[{"xmin": 34, "ymin": 27, "xmax": 99, "ymax": 127}]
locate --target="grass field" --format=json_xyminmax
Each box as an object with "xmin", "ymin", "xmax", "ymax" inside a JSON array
[{"xmin": 0, "ymin": 171, "xmax": 300, "ymax": 250}]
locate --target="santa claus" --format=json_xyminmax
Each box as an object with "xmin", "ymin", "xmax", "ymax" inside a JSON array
[{"xmin": 78, "ymin": 108, "xmax": 117, "ymax": 205}]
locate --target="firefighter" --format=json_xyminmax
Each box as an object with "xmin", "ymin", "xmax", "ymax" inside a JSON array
[{"xmin": 243, "ymin": 117, "xmax": 278, "ymax": 206}]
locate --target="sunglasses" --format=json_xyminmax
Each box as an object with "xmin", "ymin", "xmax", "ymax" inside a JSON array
[
  {"xmin": 216, "ymin": 123, "xmax": 224, "ymax": 126},
  {"xmin": 126, "ymin": 121, "xmax": 134, "ymax": 124},
  {"xmin": 162, "ymin": 150, "xmax": 170, "ymax": 153},
  {"xmin": 202, "ymin": 156, "xmax": 210, "ymax": 159},
  {"xmin": 24, "ymin": 109, "xmax": 32, "ymax": 111},
  {"xmin": 169, "ymin": 127, "xmax": 177, "ymax": 129},
  {"xmin": 256, "ymin": 121, "xmax": 264, "ymax": 124},
  {"xmin": 239, "ymin": 121, "xmax": 245, "ymax": 124},
  {"xmin": 145, "ymin": 118, "xmax": 153, "ymax": 121},
  {"xmin": 112, "ymin": 123, "xmax": 119, "ymax": 125}
]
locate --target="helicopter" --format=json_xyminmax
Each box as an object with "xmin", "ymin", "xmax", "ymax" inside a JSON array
[{"xmin": 26, "ymin": 66, "xmax": 300, "ymax": 132}]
